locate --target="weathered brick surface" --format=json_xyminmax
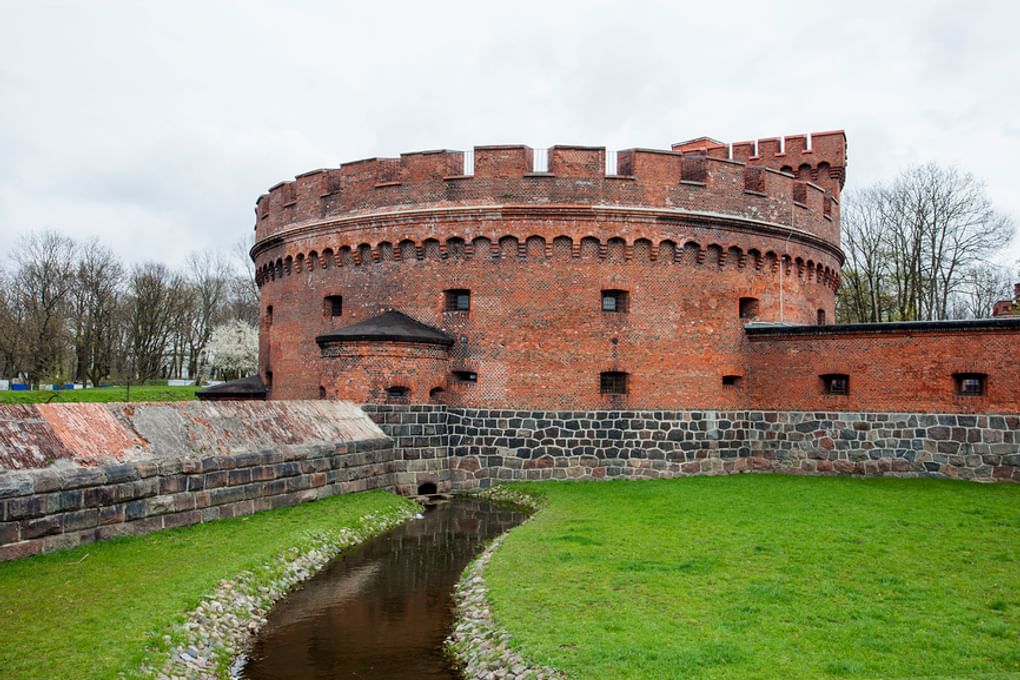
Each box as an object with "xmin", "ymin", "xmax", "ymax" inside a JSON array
[{"xmin": 251, "ymin": 132, "xmax": 1019, "ymax": 412}]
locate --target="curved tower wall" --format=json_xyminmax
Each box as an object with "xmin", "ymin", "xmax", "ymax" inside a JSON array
[{"xmin": 253, "ymin": 134, "xmax": 846, "ymax": 410}]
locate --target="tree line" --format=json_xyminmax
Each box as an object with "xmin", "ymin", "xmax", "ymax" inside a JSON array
[
  {"xmin": 836, "ymin": 163, "xmax": 1017, "ymax": 322},
  {"xmin": 0, "ymin": 232, "xmax": 259, "ymax": 387}
]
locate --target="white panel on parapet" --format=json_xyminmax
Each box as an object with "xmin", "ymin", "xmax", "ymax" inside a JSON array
[
  {"xmin": 533, "ymin": 147, "xmax": 548, "ymax": 173},
  {"xmin": 605, "ymin": 150, "xmax": 618, "ymax": 175},
  {"xmin": 463, "ymin": 150, "xmax": 474, "ymax": 176}
]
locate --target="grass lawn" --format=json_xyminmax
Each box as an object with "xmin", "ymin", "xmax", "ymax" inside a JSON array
[
  {"xmin": 0, "ymin": 490, "xmax": 417, "ymax": 679},
  {"xmin": 486, "ymin": 477, "xmax": 1020, "ymax": 679},
  {"xmin": 0, "ymin": 384, "xmax": 198, "ymax": 404}
]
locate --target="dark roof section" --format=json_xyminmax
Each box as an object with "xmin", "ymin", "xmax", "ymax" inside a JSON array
[
  {"xmin": 196, "ymin": 375, "xmax": 267, "ymax": 396},
  {"xmin": 316, "ymin": 310, "xmax": 455, "ymax": 347},
  {"xmin": 745, "ymin": 317, "xmax": 1020, "ymax": 337}
]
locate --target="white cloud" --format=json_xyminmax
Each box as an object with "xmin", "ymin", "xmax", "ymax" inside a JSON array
[{"xmin": 1, "ymin": 0, "xmax": 1018, "ymax": 268}]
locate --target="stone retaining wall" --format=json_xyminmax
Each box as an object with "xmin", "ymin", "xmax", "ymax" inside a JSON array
[
  {"xmin": 2, "ymin": 402, "xmax": 1017, "ymax": 561},
  {"xmin": 362, "ymin": 404, "xmax": 452, "ymax": 495},
  {"xmin": 446, "ymin": 408, "xmax": 1020, "ymax": 487},
  {"xmin": 0, "ymin": 438, "xmax": 394, "ymax": 562}
]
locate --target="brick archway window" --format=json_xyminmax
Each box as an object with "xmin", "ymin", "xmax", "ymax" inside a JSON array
[{"xmin": 385, "ymin": 386, "xmax": 410, "ymax": 403}]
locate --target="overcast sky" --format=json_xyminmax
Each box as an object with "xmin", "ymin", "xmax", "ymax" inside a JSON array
[{"xmin": 2, "ymin": 0, "xmax": 1019, "ymax": 271}]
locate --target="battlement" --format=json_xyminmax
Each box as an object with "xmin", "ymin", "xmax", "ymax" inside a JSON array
[
  {"xmin": 253, "ymin": 132, "xmax": 845, "ymax": 249},
  {"xmin": 672, "ymin": 130, "xmax": 847, "ymax": 198}
]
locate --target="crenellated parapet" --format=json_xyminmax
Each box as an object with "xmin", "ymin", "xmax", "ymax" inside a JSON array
[
  {"xmin": 672, "ymin": 130, "xmax": 847, "ymax": 198},
  {"xmin": 253, "ymin": 132, "xmax": 845, "ymax": 251}
]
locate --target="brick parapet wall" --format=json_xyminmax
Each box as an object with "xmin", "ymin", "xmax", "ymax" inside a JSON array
[
  {"xmin": 0, "ymin": 437, "xmax": 394, "ymax": 562},
  {"xmin": 253, "ymin": 134, "xmax": 844, "ymax": 250}
]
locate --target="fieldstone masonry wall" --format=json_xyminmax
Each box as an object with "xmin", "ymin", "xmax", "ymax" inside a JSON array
[{"xmin": 445, "ymin": 408, "xmax": 1020, "ymax": 486}]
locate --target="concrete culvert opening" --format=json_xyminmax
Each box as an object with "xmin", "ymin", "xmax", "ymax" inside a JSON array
[{"xmin": 417, "ymin": 482, "xmax": 438, "ymax": 496}]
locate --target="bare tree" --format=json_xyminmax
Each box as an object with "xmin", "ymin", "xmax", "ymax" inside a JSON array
[
  {"xmin": 124, "ymin": 263, "xmax": 187, "ymax": 383},
  {"xmin": 837, "ymin": 187, "xmax": 893, "ymax": 322},
  {"xmin": 179, "ymin": 251, "xmax": 231, "ymax": 384},
  {"xmin": 70, "ymin": 240, "xmax": 123, "ymax": 386},
  {"xmin": 9, "ymin": 232, "xmax": 77, "ymax": 386},
  {"xmin": 839, "ymin": 164, "xmax": 1015, "ymax": 322},
  {"xmin": 228, "ymin": 235, "xmax": 260, "ymax": 326},
  {"xmin": 951, "ymin": 265, "xmax": 1015, "ymax": 319}
]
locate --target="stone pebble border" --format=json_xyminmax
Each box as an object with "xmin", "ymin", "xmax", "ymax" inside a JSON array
[
  {"xmin": 446, "ymin": 486, "xmax": 568, "ymax": 680},
  {"xmin": 142, "ymin": 502, "xmax": 419, "ymax": 680}
]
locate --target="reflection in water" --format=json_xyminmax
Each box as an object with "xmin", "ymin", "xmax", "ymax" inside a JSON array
[{"xmin": 241, "ymin": 498, "xmax": 527, "ymax": 679}]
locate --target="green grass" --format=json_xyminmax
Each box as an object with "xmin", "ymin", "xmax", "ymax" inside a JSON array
[
  {"xmin": 486, "ymin": 477, "xmax": 1020, "ymax": 679},
  {"xmin": 0, "ymin": 490, "xmax": 417, "ymax": 679},
  {"xmin": 0, "ymin": 384, "xmax": 198, "ymax": 404}
]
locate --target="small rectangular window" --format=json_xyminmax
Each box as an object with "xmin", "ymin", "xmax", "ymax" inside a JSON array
[
  {"xmin": 324, "ymin": 295, "xmax": 342, "ymax": 317},
  {"xmin": 739, "ymin": 297, "xmax": 760, "ymax": 320},
  {"xmin": 821, "ymin": 373, "xmax": 849, "ymax": 396},
  {"xmin": 602, "ymin": 290, "xmax": 629, "ymax": 313},
  {"xmin": 445, "ymin": 289, "xmax": 471, "ymax": 311},
  {"xmin": 452, "ymin": 370, "xmax": 477, "ymax": 383},
  {"xmin": 722, "ymin": 375, "xmax": 742, "ymax": 387},
  {"xmin": 600, "ymin": 371, "xmax": 628, "ymax": 395},
  {"xmin": 817, "ymin": 309, "xmax": 826, "ymax": 325},
  {"xmin": 265, "ymin": 305, "xmax": 273, "ymax": 326},
  {"xmin": 954, "ymin": 373, "xmax": 986, "ymax": 396}
]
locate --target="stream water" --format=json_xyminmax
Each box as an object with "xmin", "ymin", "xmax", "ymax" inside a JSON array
[{"xmin": 240, "ymin": 497, "xmax": 528, "ymax": 679}]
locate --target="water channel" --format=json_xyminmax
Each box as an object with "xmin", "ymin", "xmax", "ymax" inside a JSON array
[{"xmin": 240, "ymin": 497, "xmax": 528, "ymax": 679}]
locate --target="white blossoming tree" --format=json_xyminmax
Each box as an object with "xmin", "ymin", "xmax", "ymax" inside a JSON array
[{"xmin": 205, "ymin": 320, "xmax": 258, "ymax": 382}]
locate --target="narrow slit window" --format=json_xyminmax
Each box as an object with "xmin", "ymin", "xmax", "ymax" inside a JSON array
[
  {"xmin": 601, "ymin": 290, "xmax": 629, "ymax": 313},
  {"xmin": 452, "ymin": 370, "xmax": 477, "ymax": 383},
  {"xmin": 817, "ymin": 309, "xmax": 826, "ymax": 325},
  {"xmin": 821, "ymin": 373, "xmax": 849, "ymax": 396},
  {"xmin": 265, "ymin": 305, "xmax": 273, "ymax": 326},
  {"xmin": 324, "ymin": 295, "xmax": 342, "ymax": 318},
  {"xmin": 722, "ymin": 375, "xmax": 742, "ymax": 387},
  {"xmin": 445, "ymin": 289, "xmax": 471, "ymax": 311},
  {"xmin": 739, "ymin": 297, "xmax": 760, "ymax": 320},
  {"xmin": 954, "ymin": 373, "xmax": 986, "ymax": 396},
  {"xmin": 600, "ymin": 371, "xmax": 628, "ymax": 395}
]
